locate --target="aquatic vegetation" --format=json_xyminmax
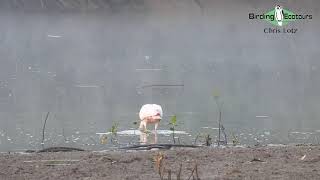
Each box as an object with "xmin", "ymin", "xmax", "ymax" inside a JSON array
[
  {"xmin": 212, "ymin": 90, "xmax": 227, "ymax": 146},
  {"xmin": 98, "ymin": 123, "xmax": 119, "ymax": 145},
  {"xmin": 108, "ymin": 122, "xmax": 119, "ymax": 144},
  {"xmin": 169, "ymin": 115, "xmax": 178, "ymax": 144},
  {"xmin": 110, "ymin": 123, "xmax": 118, "ymax": 136},
  {"xmin": 231, "ymin": 133, "xmax": 239, "ymax": 146},
  {"xmin": 169, "ymin": 115, "xmax": 177, "ymax": 127}
]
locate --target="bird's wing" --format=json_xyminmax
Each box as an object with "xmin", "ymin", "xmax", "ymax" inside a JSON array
[
  {"xmin": 139, "ymin": 104, "xmax": 163, "ymax": 120},
  {"xmin": 139, "ymin": 104, "xmax": 158, "ymax": 120},
  {"xmin": 153, "ymin": 104, "xmax": 163, "ymax": 117}
]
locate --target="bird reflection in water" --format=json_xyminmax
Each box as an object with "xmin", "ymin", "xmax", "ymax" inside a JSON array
[{"xmin": 140, "ymin": 131, "xmax": 158, "ymax": 144}]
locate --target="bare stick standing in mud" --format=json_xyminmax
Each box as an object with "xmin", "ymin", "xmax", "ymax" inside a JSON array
[
  {"xmin": 213, "ymin": 91, "xmax": 227, "ymax": 146},
  {"xmin": 41, "ymin": 112, "xmax": 50, "ymax": 149}
]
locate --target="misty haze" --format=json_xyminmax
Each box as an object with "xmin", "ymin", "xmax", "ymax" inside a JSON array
[{"xmin": 0, "ymin": 0, "xmax": 320, "ymax": 152}]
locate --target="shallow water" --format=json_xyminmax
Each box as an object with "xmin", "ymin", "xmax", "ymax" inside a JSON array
[
  {"xmin": 1, "ymin": 1, "xmax": 320, "ymax": 151},
  {"xmin": 96, "ymin": 129, "xmax": 189, "ymax": 136},
  {"xmin": 2, "ymin": 123, "xmax": 320, "ymax": 152}
]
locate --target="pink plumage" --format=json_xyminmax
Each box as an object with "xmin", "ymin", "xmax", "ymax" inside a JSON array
[{"xmin": 139, "ymin": 104, "xmax": 163, "ymax": 131}]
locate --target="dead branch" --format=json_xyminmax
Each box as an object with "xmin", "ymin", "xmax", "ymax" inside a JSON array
[{"xmin": 41, "ymin": 112, "xmax": 50, "ymax": 149}]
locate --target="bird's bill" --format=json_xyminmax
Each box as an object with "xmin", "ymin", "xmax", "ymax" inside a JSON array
[{"xmin": 153, "ymin": 115, "xmax": 162, "ymax": 120}]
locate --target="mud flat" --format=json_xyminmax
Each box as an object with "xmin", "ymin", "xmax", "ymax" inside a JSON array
[{"xmin": 1, "ymin": 145, "xmax": 320, "ymax": 180}]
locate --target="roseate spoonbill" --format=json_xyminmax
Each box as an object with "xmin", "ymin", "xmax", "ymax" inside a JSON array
[{"xmin": 139, "ymin": 104, "xmax": 163, "ymax": 131}]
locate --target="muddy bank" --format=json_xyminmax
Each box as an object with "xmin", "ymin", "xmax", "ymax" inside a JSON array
[{"xmin": 1, "ymin": 145, "xmax": 320, "ymax": 180}]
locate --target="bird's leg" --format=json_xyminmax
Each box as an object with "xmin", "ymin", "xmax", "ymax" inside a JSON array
[
  {"xmin": 139, "ymin": 121, "xmax": 145, "ymax": 131},
  {"xmin": 154, "ymin": 122, "xmax": 159, "ymax": 131},
  {"xmin": 139, "ymin": 120, "xmax": 147, "ymax": 132}
]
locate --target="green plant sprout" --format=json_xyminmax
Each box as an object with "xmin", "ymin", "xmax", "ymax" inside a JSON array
[
  {"xmin": 110, "ymin": 123, "xmax": 118, "ymax": 135},
  {"xmin": 169, "ymin": 115, "xmax": 177, "ymax": 127},
  {"xmin": 108, "ymin": 122, "xmax": 119, "ymax": 144},
  {"xmin": 169, "ymin": 115, "xmax": 178, "ymax": 144}
]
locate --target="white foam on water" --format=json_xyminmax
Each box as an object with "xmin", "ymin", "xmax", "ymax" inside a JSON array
[
  {"xmin": 267, "ymin": 144, "xmax": 287, "ymax": 147},
  {"xmin": 264, "ymin": 131, "xmax": 271, "ymax": 135},
  {"xmin": 47, "ymin": 35, "xmax": 62, "ymax": 38},
  {"xmin": 256, "ymin": 115, "xmax": 269, "ymax": 118},
  {"xmin": 96, "ymin": 130, "xmax": 188, "ymax": 136},
  {"xmin": 201, "ymin": 127, "xmax": 219, "ymax": 130},
  {"xmin": 290, "ymin": 131, "xmax": 313, "ymax": 135}
]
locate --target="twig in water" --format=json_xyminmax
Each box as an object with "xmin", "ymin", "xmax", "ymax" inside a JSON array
[
  {"xmin": 41, "ymin": 112, "xmax": 50, "ymax": 149},
  {"xmin": 194, "ymin": 134, "xmax": 200, "ymax": 145},
  {"xmin": 213, "ymin": 91, "xmax": 227, "ymax": 146},
  {"xmin": 205, "ymin": 134, "xmax": 212, "ymax": 146},
  {"xmin": 172, "ymin": 130, "xmax": 176, "ymax": 144},
  {"xmin": 62, "ymin": 128, "xmax": 67, "ymax": 142},
  {"xmin": 177, "ymin": 137, "xmax": 181, "ymax": 144},
  {"xmin": 221, "ymin": 125, "xmax": 227, "ymax": 145}
]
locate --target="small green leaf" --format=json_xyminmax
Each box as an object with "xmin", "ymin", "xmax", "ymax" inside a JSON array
[
  {"xmin": 170, "ymin": 115, "xmax": 177, "ymax": 126},
  {"xmin": 109, "ymin": 122, "xmax": 118, "ymax": 135}
]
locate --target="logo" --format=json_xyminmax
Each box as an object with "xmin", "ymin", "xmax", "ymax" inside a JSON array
[
  {"xmin": 273, "ymin": 5, "xmax": 288, "ymax": 26},
  {"xmin": 249, "ymin": 5, "xmax": 312, "ymax": 33}
]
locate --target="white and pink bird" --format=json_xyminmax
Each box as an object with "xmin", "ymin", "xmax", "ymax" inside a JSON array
[{"xmin": 139, "ymin": 104, "xmax": 163, "ymax": 131}]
